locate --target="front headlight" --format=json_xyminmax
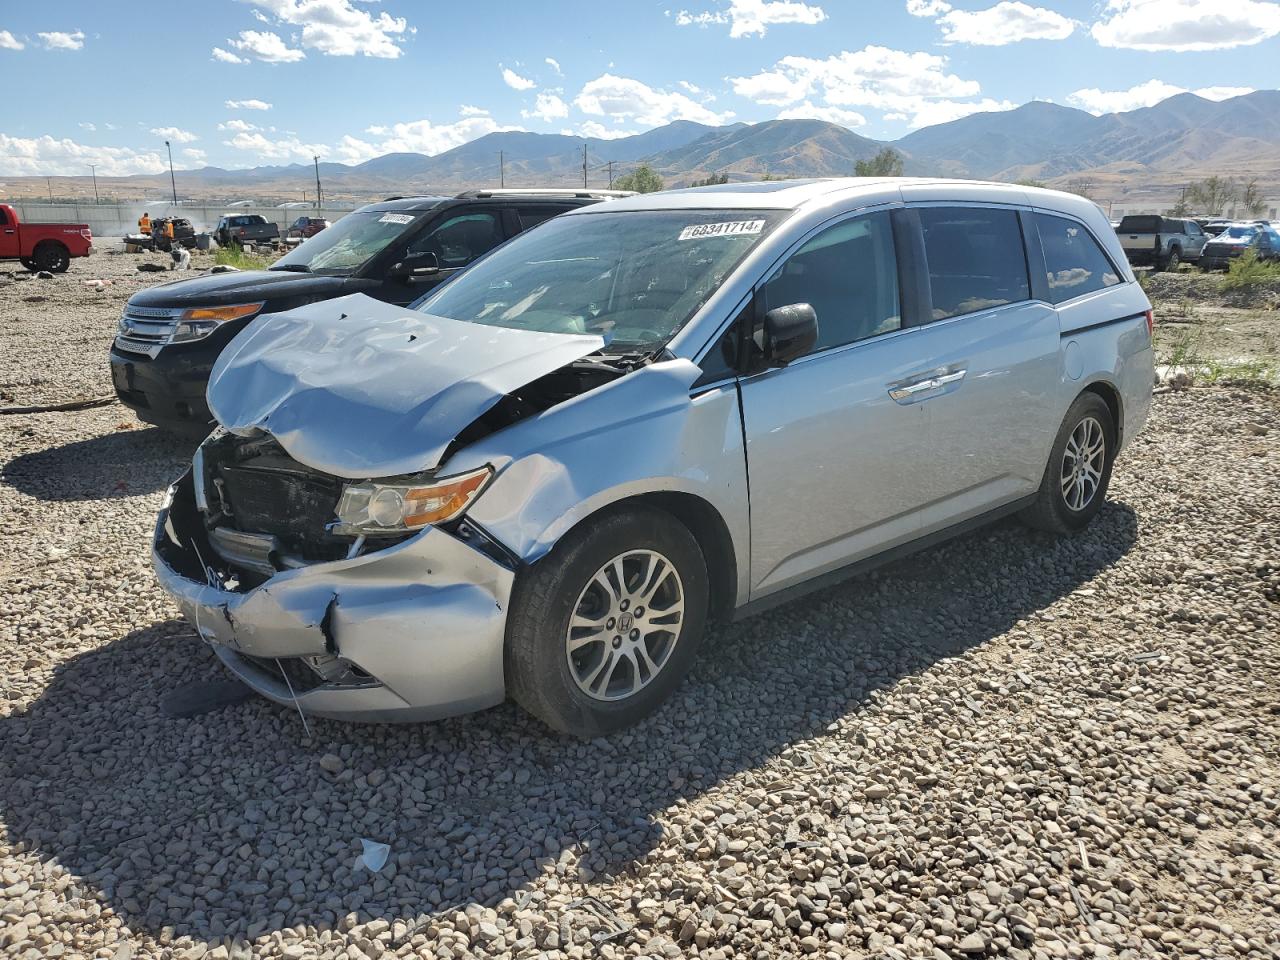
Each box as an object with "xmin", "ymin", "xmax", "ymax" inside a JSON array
[
  {"xmin": 171, "ymin": 302, "xmax": 264, "ymax": 343},
  {"xmin": 332, "ymin": 466, "xmax": 493, "ymax": 535}
]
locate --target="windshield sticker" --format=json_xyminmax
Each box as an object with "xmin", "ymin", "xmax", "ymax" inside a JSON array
[
  {"xmin": 378, "ymin": 213, "xmax": 416, "ymax": 225},
  {"xmin": 678, "ymin": 219, "xmax": 765, "ymax": 241}
]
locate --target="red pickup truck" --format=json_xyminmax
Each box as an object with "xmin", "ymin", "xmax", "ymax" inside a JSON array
[{"xmin": 0, "ymin": 203, "xmax": 94, "ymax": 273}]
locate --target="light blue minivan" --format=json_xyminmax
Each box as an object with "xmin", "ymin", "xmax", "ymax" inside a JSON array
[{"xmin": 154, "ymin": 178, "xmax": 1154, "ymax": 736}]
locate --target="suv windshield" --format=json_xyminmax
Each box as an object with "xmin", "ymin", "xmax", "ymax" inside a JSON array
[
  {"xmin": 417, "ymin": 209, "xmax": 784, "ymax": 351},
  {"xmin": 272, "ymin": 209, "xmax": 428, "ymax": 274}
]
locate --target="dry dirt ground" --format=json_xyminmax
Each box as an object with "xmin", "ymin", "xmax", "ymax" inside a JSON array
[{"xmin": 0, "ymin": 254, "xmax": 1278, "ymax": 960}]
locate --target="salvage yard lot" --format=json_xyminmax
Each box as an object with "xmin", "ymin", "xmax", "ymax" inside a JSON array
[{"xmin": 1, "ymin": 253, "xmax": 1278, "ymax": 959}]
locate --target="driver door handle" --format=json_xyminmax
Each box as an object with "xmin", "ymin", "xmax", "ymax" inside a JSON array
[{"xmin": 888, "ymin": 368, "xmax": 966, "ymax": 403}]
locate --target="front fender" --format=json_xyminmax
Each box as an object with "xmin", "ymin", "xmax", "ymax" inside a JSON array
[{"xmin": 451, "ymin": 359, "xmax": 752, "ymax": 606}]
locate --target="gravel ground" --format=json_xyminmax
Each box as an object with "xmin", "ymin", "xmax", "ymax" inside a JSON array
[{"xmin": 1, "ymin": 257, "xmax": 1278, "ymax": 960}]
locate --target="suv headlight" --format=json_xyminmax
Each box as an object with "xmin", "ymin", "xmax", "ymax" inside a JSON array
[
  {"xmin": 332, "ymin": 466, "xmax": 493, "ymax": 536},
  {"xmin": 171, "ymin": 302, "xmax": 264, "ymax": 343}
]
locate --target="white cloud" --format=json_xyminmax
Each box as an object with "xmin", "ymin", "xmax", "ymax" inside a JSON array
[
  {"xmin": 776, "ymin": 102, "xmax": 868, "ymax": 127},
  {"xmin": 675, "ymin": 0, "xmax": 826, "ymax": 37},
  {"xmin": 458, "ymin": 105, "xmax": 488, "ymax": 117},
  {"xmin": 211, "ymin": 46, "xmax": 247, "ymax": 63},
  {"xmin": 502, "ymin": 67, "xmax": 535, "ymax": 90},
  {"xmin": 887, "ymin": 96, "xmax": 1017, "ymax": 127},
  {"xmin": 335, "ymin": 115, "xmax": 523, "ymax": 163},
  {"xmin": 229, "ymin": 30, "xmax": 305, "ymax": 63},
  {"xmin": 223, "ymin": 131, "xmax": 329, "ymax": 162},
  {"xmin": 1067, "ymin": 79, "xmax": 1257, "ymax": 114},
  {"xmin": 523, "ymin": 92, "xmax": 569, "ymax": 123},
  {"xmin": 1092, "ymin": 0, "xmax": 1280, "ymax": 51},
  {"xmin": 936, "ymin": 2, "xmax": 1075, "ymax": 45},
  {"xmin": 0, "ymin": 133, "xmax": 167, "ymax": 176},
  {"xmin": 225, "ymin": 98, "xmax": 272, "ymax": 110},
  {"xmin": 183, "ymin": 148, "xmax": 208, "ymax": 163},
  {"xmin": 575, "ymin": 73, "xmax": 733, "ymax": 127},
  {"xmin": 150, "ymin": 126, "xmax": 199, "ymax": 143},
  {"xmin": 0, "ymin": 30, "xmax": 24, "ymax": 50},
  {"xmin": 545, "ymin": 56, "xmax": 562, "ymax": 74},
  {"xmin": 37, "ymin": 30, "xmax": 84, "ymax": 51},
  {"xmin": 218, "ymin": 119, "xmax": 259, "ymax": 132},
  {"xmin": 78, "ymin": 121, "xmax": 96, "ymax": 132},
  {"xmin": 906, "ymin": 0, "xmax": 952, "ymax": 14},
  {"xmin": 574, "ymin": 121, "xmax": 641, "ymax": 140},
  {"xmin": 245, "ymin": 0, "xmax": 410, "ymax": 58}
]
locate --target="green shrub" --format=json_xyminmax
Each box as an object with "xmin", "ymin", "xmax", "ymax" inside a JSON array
[
  {"xmin": 213, "ymin": 244, "xmax": 269, "ymax": 270},
  {"xmin": 1220, "ymin": 249, "xmax": 1280, "ymax": 290}
]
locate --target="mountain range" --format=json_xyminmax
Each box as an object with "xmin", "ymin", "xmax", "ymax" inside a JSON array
[{"xmin": 15, "ymin": 90, "xmax": 1280, "ymax": 205}]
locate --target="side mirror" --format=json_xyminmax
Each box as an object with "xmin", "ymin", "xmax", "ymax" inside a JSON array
[
  {"xmin": 761, "ymin": 303, "xmax": 818, "ymax": 367},
  {"xmin": 388, "ymin": 250, "xmax": 439, "ymax": 280}
]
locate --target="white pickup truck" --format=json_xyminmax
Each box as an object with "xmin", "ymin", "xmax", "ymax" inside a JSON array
[{"xmin": 1115, "ymin": 215, "xmax": 1206, "ymax": 271}]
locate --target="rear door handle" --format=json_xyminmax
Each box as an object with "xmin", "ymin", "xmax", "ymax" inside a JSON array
[{"xmin": 888, "ymin": 369, "xmax": 966, "ymax": 403}]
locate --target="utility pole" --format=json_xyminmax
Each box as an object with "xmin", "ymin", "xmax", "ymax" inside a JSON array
[
  {"xmin": 499, "ymin": 149, "xmax": 505, "ymax": 188},
  {"xmin": 165, "ymin": 140, "xmax": 177, "ymax": 203},
  {"xmin": 313, "ymin": 156, "xmax": 323, "ymax": 213},
  {"xmin": 46, "ymin": 177, "xmax": 53, "ymax": 204},
  {"xmin": 582, "ymin": 144, "xmax": 588, "ymax": 188},
  {"xmin": 89, "ymin": 164, "xmax": 99, "ymax": 204},
  {"xmin": 606, "ymin": 160, "xmax": 614, "ymax": 188}
]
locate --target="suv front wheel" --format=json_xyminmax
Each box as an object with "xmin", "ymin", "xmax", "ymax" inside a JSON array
[
  {"xmin": 506, "ymin": 506, "xmax": 709, "ymax": 737},
  {"xmin": 1020, "ymin": 392, "xmax": 1116, "ymax": 534}
]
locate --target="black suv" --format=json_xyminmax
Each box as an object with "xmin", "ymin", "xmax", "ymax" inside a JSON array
[{"xmin": 111, "ymin": 190, "xmax": 627, "ymax": 434}]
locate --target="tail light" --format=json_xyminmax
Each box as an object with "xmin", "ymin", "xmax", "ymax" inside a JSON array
[
  {"xmin": 81, "ymin": 228, "xmax": 92, "ymax": 239},
  {"xmin": 1144, "ymin": 309, "xmax": 1154, "ymax": 337},
  {"xmin": 238, "ymin": 227, "xmax": 246, "ymax": 236}
]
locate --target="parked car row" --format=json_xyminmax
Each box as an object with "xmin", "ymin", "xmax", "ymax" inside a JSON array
[
  {"xmin": 1113, "ymin": 215, "xmax": 1280, "ymax": 271},
  {"xmin": 132, "ymin": 179, "xmax": 1154, "ymax": 735}
]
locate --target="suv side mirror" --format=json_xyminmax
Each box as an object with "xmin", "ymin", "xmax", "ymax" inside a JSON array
[
  {"xmin": 388, "ymin": 250, "xmax": 439, "ymax": 280},
  {"xmin": 762, "ymin": 303, "xmax": 818, "ymax": 367}
]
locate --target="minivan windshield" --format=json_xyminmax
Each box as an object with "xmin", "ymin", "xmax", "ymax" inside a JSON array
[
  {"xmin": 417, "ymin": 209, "xmax": 784, "ymax": 351},
  {"xmin": 271, "ymin": 209, "xmax": 429, "ymax": 275}
]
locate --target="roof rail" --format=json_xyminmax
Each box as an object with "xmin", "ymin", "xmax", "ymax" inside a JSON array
[{"xmin": 454, "ymin": 188, "xmax": 636, "ymax": 200}]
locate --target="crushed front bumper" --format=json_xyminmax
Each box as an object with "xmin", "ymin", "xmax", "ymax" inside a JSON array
[{"xmin": 153, "ymin": 472, "xmax": 515, "ymax": 722}]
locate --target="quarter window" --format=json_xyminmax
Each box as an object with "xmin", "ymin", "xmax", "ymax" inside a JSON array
[
  {"xmin": 759, "ymin": 211, "xmax": 900, "ymax": 353},
  {"xmin": 516, "ymin": 206, "xmax": 572, "ymax": 230},
  {"xmin": 918, "ymin": 207, "xmax": 1029, "ymax": 320},
  {"xmin": 1035, "ymin": 213, "xmax": 1121, "ymax": 304}
]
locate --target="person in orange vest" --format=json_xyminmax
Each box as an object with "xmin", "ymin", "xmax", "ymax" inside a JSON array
[{"xmin": 138, "ymin": 212, "xmax": 151, "ymax": 236}]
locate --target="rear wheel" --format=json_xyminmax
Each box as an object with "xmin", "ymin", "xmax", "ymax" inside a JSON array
[
  {"xmin": 1163, "ymin": 247, "xmax": 1181, "ymax": 271},
  {"xmin": 506, "ymin": 506, "xmax": 709, "ymax": 737},
  {"xmin": 1020, "ymin": 392, "xmax": 1116, "ymax": 534},
  {"xmin": 33, "ymin": 242, "xmax": 71, "ymax": 273}
]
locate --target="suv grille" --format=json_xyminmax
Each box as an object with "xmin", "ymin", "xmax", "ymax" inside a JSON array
[{"xmin": 116, "ymin": 305, "xmax": 183, "ymax": 358}]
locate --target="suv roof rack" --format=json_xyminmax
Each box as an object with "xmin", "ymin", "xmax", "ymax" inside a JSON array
[{"xmin": 454, "ymin": 188, "xmax": 636, "ymax": 200}]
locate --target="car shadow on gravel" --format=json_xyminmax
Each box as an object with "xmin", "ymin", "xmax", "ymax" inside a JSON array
[
  {"xmin": 1, "ymin": 426, "xmax": 197, "ymax": 501},
  {"xmin": 0, "ymin": 502, "xmax": 1137, "ymax": 945}
]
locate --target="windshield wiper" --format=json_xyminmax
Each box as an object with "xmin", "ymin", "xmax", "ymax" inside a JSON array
[{"xmin": 268, "ymin": 263, "xmax": 311, "ymax": 273}]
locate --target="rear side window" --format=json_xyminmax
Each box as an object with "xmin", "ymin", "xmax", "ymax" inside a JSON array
[
  {"xmin": 918, "ymin": 207, "xmax": 1029, "ymax": 321},
  {"xmin": 516, "ymin": 205, "xmax": 573, "ymax": 230},
  {"xmin": 1036, "ymin": 213, "xmax": 1122, "ymax": 303},
  {"xmin": 760, "ymin": 211, "xmax": 900, "ymax": 353},
  {"xmin": 0, "ymin": 208, "xmax": 8, "ymax": 226},
  {"xmin": 1118, "ymin": 215, "xmax": 1161, "ymax": 234}
]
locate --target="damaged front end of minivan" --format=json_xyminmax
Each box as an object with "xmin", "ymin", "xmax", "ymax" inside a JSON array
[{"xmin": 152, "ymin": 293, "xmax": 646, "ymax": 720}]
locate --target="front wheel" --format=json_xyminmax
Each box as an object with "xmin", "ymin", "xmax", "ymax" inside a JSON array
[
  {"xmin": 20, "ymin": 257, "xmax": 37, "ymax": 271},
  {"xmin": 1020, "ymin": 392, "xmax": 1116, "ymax": 534},
  {"xmin": 506, "ymin": 506, "xmax": 709, "ymax": 737}
]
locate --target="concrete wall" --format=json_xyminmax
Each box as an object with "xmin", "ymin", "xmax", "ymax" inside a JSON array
[{"xmin": 7, "ymin": 202, "xmax": 352, "ymax": 238}]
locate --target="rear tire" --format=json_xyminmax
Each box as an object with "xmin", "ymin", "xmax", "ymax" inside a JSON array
[
  {"xmin": 506, "ymin": 506, "xmax": 709, "ymax": 737},
  {"xmin": 1020, "ymin": 392, "xmax": 1116, "ymax": 535},
  {"xmin": 1162, "ymin": 247, "xmax": 1181, "ymax": 271},
  {"xmin": 33, "ymin": 242, "xmax": 71, "ymax": 273}
]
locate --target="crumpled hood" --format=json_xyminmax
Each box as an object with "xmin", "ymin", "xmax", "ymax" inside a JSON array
[{"xmin": 207, "ymin": 293, "xmax": 604, "ymax": 479}]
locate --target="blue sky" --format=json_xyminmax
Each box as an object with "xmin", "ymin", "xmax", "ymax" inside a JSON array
[{"xmin": 1, "ymin": 0, "xmax": 1278, "ymax": 176}]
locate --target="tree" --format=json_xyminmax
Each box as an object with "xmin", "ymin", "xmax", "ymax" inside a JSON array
[
  {"xmin": 1184, "ymin": 176, "xmax": 1236, "ymax": 216},
  {"xmin": 1237, "ymin": 178, "xmax": 1266, "ymax": 217},
  {"xmin": 690, "ymin": 172, "xmax": 730, "ymax": 187},
  {"xmin": 1063, "ymin": 177, "xmax": 1095, "ymax": 200},
  {"xmin": 1015, "ymin": 178, "xmax": 1048, "ymax": 189},
  {"xmin": 854, "ymin": 148, "xmax": 904, "ymax": 177},
  {"xmin": 614, "ymin": 164, "xmax": 664, "ymax": 193}
]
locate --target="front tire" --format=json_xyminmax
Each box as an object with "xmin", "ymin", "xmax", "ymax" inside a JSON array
[
  {"xmin": 1020, "ymin": 392, "xmax": 1116, "ymax": 534},
  {"xmin": 506, "ymin": 506, "xmax": 709, "ymax": 737}
]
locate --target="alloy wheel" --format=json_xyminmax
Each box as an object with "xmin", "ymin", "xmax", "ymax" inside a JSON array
[
  {"xmin": 565, "ymin": 549, "xmax": 685, "ymax": 702},
  {"xmin": 1061, "ymin": 415, "xmax": 1105, "ymax": 511}
]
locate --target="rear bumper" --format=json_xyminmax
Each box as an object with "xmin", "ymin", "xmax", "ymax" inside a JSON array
[
  {"xmin": 1122, "ymin": 248, "xmax": 1160, "ymax": 266},
  {"xmin": 153, "ymin": 472, "xmax": 514, "ymax": 722}
]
